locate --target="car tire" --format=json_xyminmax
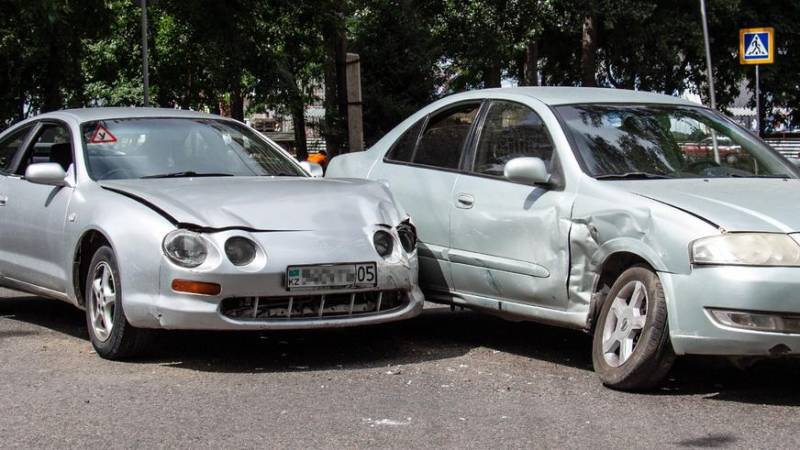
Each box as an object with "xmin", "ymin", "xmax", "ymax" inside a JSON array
[
  {"xmin": 591, "ymin": 265, "xmax": 675, "ymax": 391},
  {"xmin": 84, "ymin": 245, "xmax": 153, "ymax": 360}
]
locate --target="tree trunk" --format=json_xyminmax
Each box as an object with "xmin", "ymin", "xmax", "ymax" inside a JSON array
[
  {"xmin": 292, "ymin": 103, "xmax": 308, "ymax": 162},
  {"xmin": 16, "ymin": 95, "xmax": 25, "ymax": 122},
  {"xmin": 41, "ymin": 37, "xmax": 63, "ymax": 112},
  {"xmin": 580, "ymin": 13, "xmax": 598, "ymax": 87},
  {"xmin": 323, "ymin": 38, "xmax": 340, "ymax": 155},
  {"xmin": 523, "ymin": 40, "xmax": 539, "ymax": 86},
  {"xmin": 334, "ymin": 28, "xmax": 349, "ymax": 153},
  {"xmin": 484, "ymin": 61, "xmax": 502, "ymax": 88},
  {"xmin": 322, "ymin": 10, "xmax": 348, "ymax": 157},
  {"xmin": 230, "ymin": 83, "xmax": 244, "ymax": 122}
]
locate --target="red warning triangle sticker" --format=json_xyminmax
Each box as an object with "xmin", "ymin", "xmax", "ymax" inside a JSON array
[{"xmin": 89, "ymin": 124, "xmax": 117, "ymax": 144}]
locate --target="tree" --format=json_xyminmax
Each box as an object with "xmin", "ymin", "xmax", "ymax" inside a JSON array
[
  {"xmin": 716, "ymin": 0, "xmax": 800, "ymax": 133},
  {"xmin": 349, "ymin": 0, "xmax": 443, "ymax": 143},
  {"xmin": 82, "ymin": 1, "xmax": 148, "ymax": 107},
  {"xmin": 0, "ymin": 0, "xmax": 110, "ymax": 126},
  {"xmin": 320, "ymin": 0, "xmax": 350, "ymax": 155},
  {"xmin": 251, "ymin": 1, "xmax": 327, "ymax": 160},
  {"xmin": 154, "ymin": 0, "xmax": 262, "ymax": 121},
  {"xmin": 436, "ymin": 0, "xmax": 518, "ymax": 89}
]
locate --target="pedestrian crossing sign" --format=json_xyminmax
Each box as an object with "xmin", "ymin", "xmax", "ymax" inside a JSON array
[{"xmin": 740, "ymin": 27, "xmax": 774, "ymax": 65}]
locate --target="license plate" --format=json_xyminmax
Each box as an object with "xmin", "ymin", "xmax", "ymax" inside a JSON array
[{"xmin": 286, "ymin": 263, "xmax": 377, "ymax": 290}]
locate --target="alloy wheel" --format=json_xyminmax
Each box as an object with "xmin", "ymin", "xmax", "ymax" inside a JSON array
[
  {"xmin": 89, "ymin": 262, "xmax": 116, "ymax": 342},
  {"xmin": 602, "ymin": 280, "xmax": 648, "ymax": 367}
]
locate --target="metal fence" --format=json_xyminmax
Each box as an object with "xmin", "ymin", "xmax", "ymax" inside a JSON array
[{"xmin": 765, "ymin": 138, "xmax": 800, "ymax": 160}]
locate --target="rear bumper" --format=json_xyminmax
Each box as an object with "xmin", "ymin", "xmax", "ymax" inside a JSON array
[{"xmin": 663, "ymin": 266, "xmax": 800, "ymax": 356}]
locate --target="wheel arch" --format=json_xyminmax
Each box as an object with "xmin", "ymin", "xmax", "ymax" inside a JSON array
[
  {"xmin": 589, "ymin": 251, "xmax": 658, "ymax": 331},
  {"xmin": 72, "ymin": 228, "xmax": 114, "ymax": 307}
]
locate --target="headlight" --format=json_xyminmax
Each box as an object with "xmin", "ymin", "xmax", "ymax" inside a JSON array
[
  {"xmin": 397, "ymin": 220, "xmax": 417, "ymax": 253},
  {"xmin": 225, "ymin": 236, "xmax": 257, "ymax": 266},
  {"xmin": 691, "ymin": 233, "xmax": 800, "ymax": 266},
  {"xmin": 373, "ymin": 230, "xmax": 394, "ymax": 257},
  {"xmin": 163, "ymin": 230, "xmax": 208, "ymax": 268}
]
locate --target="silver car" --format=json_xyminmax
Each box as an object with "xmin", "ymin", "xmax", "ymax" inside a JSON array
[
  {"xmin": 0, "ymin": 108, "xmax": 423, "ymax": 359},
  {"xmin": 327, "ymin": 87, "xmax": 800, "ymax": 390}
]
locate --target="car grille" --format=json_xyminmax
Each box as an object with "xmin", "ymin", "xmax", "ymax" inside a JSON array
[{"xmin": 220, "ymin": 290, "xmax": 407, "ymax": 321}]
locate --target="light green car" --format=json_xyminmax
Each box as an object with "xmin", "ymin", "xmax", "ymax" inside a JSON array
[{"xmin": 327, "ymin": 87, "xmax": 800, "ymax": 391}]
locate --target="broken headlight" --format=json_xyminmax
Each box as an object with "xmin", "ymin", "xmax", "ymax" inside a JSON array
[
  {"xmin": 691, "ymin": 233, "xmax": 800, "ymax": 266},
  {"xmin": 397, "ymin": 220, "xmax": 417, "ymax": 253},
  {"xmin": 163, "ymin": 230, "xmax": 208, "ymax": 268}
]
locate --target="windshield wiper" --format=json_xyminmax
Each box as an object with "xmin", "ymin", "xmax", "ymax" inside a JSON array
[
  {"xmin": 141, "ymin": 171, "xmax": 235, "ymax": 179},
  {"xmin": 595, "ymin": 172, "xmax": 672, "ymax": 180}
]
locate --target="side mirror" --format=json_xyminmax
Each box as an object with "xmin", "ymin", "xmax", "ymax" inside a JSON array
[
  {"xmin": 504, "ymin": 157, "xmax": 551, "ymax": 186},
  {"xmin": 25, "ymin": 163, "xmax": 67, "ymax": 187},
  {"xmin": 299, "ymin": 161, "xmax": 324, "ymax": 178}
]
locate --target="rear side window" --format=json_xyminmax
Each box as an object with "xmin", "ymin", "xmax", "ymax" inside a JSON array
[
  {"xmin": 385, "ymin": 119, "xmax": 424, "ymax": 163},
  {"xmin": 0, "ymin": 126, "xmax": 33, "ymax": 173},
  {"xmin": 412, "ymin": 104, "xmax": 480, "ymax": 170}
]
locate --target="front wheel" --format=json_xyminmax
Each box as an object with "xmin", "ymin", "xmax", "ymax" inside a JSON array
[
  {"xmin": 592, "ymin": 266, "xmax": 675, "ymax": 391},
  {"xmin": 85, "ymin": 245, "xmax": 153, "ymax": 359}
]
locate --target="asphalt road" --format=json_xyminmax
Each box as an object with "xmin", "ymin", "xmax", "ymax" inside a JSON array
[{"xmin": 2, "ymin": 288, "xmax": 800, "ymax": 449}]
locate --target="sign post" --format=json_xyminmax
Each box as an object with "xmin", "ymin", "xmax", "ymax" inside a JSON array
[
  {"xmin": 740, "ymin": 27, "xmax": 775, "ymax": 136},
  {"xmin": 133, "ymin": 0, "xmax": 150, "ymax": 106},
  {"xmin": 699, "ymin": 0, "xmax": 716, "ymax": 109}
]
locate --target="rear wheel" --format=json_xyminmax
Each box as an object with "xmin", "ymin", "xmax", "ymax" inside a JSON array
[
  {"xmin": 592, "ymin": 266, "xmax": 675, "ymax": 391},
  {"xmin": 85, "ymin": 245, "xmax": 152, "ymax": 359}
]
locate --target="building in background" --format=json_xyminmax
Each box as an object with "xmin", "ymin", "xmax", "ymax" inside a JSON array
[{"xmin": 246, "ymin": 85, "xmax": 327, "ymax": 157}]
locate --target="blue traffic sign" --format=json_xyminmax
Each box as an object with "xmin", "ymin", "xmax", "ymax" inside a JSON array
[{"xmin": 739, "ymin": 27, "xmax": 774, "ymax": 65}]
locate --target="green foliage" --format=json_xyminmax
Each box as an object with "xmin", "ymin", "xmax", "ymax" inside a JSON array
[
  {"xmin": 350, "ymin": 0, "xmax": 443, "ymax": 143},
  {"xmin": 81, "ymin": 0, "xmax": 145, "ymax": 107},
  {"xmin": 0, "ymin": 0, "xmax": 110, "ymax": 126},
  {"xmin": 2, "ymin": 0, "xmax": 800, "ymax": 134}
]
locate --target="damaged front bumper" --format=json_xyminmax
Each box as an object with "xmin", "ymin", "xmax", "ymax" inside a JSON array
[
  {"xmin": 122, "ymin": 229, "xmax": 424, "ymax": 330},
  {"xmin": 663, "ymin": 266, "xmax": 800, "ymax": 356}
]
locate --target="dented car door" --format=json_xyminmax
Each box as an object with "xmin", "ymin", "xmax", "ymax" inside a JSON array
[{"xmin": 449, "ymin": 100, "xmax": 572, "ymax": 310}]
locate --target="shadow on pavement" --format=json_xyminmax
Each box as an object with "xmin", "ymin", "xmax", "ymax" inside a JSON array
[
  {"xmin": 0, "ymin": 295, "xmax": 88, "ymax": 340},
  {"xmin": 675, "ymin": 433, "xmax": 738, "ymax": 448},
  {"xmin": 658, "ymin": 356, "xmax": 800, "ymax": 406},
  {"xmin": 2, "ymin": 295, "xmax": 800, "ymax": 405}
]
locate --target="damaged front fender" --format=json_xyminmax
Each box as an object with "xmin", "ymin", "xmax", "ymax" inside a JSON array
[{"xmin": 567, "ymin": 182, "xmax": 720, "ymax": 329}]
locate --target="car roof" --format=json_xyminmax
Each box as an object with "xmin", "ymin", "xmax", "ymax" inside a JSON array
[
  {"xmin": 443, "ymin": 87, "xmax": 700, "ymax": 107},
  {"xmin": 30, "ymin": 107, "xmax": 225, "ymax": 123}
]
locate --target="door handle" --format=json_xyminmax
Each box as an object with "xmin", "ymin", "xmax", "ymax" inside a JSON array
[
  {"xmin": 456, "ymin": 193, "xmax": 475, "ymax": 209},
  {"xmin": 0, "ymin": 195, "xmax": 7, "ymax": 206}
]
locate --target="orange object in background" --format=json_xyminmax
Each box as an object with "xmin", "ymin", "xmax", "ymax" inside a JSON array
[{"xmin": 307, "ymin": 151, "xmax": 328, "ymax": 169}]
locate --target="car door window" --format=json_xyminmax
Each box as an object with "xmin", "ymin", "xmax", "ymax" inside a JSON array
[
  {"xmin": 17, "ymin": 123, "xmax": 73, "ymax": 175},
  {"xmin": 412, "ymin": 103, "xmax": 480, "ymax": 170},
  {"xmin": 473, "ymin": 101, "xmax": 554, "ymax": 176},
  {"xmin": 386, "ymin": 119, "xmax": 425, "ymax": 163},
  {"xmin": 0, "ymin": 126, "xmax": 33, "ymax": 174}
]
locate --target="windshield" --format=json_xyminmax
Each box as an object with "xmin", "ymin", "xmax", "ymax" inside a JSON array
[
  {"xmin": 555, "ymin": 104, "xmax": 799, "ymax": 179},
  {"xmin": 80, "ymin": 118, "xmax": 306, "ymax": 180}
]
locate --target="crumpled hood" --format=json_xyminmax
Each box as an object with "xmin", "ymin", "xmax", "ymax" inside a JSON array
[
  {"xmin": 615, "ymin": 179, "xmax": 800, "ymax": 233},
  {"xmin": 100, "ymin": 177, "xmax": 405, "ymax": 230}
]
